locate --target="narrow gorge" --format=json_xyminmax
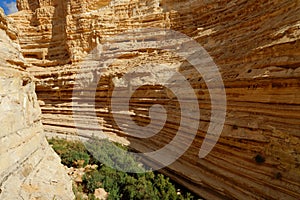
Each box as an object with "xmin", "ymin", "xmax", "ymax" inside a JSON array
[{"xmin": 1, "ymin": 0, "xmax": 300, "ymax": 199}]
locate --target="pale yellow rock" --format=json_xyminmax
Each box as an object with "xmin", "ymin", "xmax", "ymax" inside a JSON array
[
  {"xmin": 94, "ymin": 188, "xmax": 108, "ymax": 200},
  {"xmin": 0, "ymin": 9, "xmax": 74, "ymax": 200}
]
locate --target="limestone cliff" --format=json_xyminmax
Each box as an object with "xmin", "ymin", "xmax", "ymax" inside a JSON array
[
  {"xmin": 0, "ymin": 9, "xmax": 74, "ymax": 200},
  {"xmin": 10, "ymin": 0, "xmax": 300, "ymax": 199}
]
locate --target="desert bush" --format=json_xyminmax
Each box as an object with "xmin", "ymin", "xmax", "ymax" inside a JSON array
[
  {"xmin": 48, "ymin": 138, "xmax": 196, "ymax": 200},
  {"xmin": 48, "ymin": 138, "xmax": 90, "ymax": 167}
]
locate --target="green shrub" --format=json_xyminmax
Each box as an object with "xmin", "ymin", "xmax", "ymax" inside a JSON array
[
  {"xmin": 83, "ymin": 170, "xmax": 103, "ymax": 194},
  {"xmin": 48, "ymin": 138, "xmax": 90, "ymax": 167},
  {"xmin": 85, "ymin": 139, "xmax": 144, "ymax": 173},
  {"xmin": 48, "ymin": 138, "xmax": 197, "ymax": 200}
]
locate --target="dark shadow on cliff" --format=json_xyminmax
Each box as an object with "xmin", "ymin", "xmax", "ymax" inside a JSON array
[{"xmin": 46, "ymin": 0, "xmax": 70, "ymax": 63}]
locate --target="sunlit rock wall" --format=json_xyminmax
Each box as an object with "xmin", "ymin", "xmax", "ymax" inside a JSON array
[
  {"xmin": 0, "ymin": 9, "xmax": 74, "ymax": 200},
  {"xmin": 10, "ymin": 0, "xmax": 300, "ymax": 199}
]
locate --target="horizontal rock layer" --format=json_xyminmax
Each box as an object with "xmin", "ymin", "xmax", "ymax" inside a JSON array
[
  {"xmin": 11, "ymin": 0, "xmax": 300, "ymax": 199},
  {"xmin": 0, "ymin": 9, "xmax": 74, "ymax": 200}
]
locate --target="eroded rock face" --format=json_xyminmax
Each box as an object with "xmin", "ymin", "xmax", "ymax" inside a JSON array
[
  {"xmin": 9, "ymin": 0, "xmax": 300, "ymax": 199},
  {"xmin": 0, "ymin": 9, "xmax": 74, "ymax": 200}
]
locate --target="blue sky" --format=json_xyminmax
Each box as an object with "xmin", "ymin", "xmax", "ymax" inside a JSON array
[{"xmin": 0, "ymin": 0, "xmax": 17, "ymax": 15}]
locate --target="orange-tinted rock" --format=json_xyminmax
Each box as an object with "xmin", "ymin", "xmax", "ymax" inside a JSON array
[{"xmin": 8, "ymin": 0, "xmax": 300, "ymax": 199}]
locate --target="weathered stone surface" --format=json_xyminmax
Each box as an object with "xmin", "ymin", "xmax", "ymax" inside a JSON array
[
  {"xmin": 0, "ymin": 9, "xmax": 74, "ymax": 200},
  {"xmin": 94, "ymin": 188, "xmax": 108, "ymax": 200},
  {"xmin": 9, "ymin": 0, "xmax": 300, "ymax": 199}
]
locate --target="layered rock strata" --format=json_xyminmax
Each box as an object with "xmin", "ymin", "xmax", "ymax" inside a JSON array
[
  {"xmin": 10, "ymin": 0, "xmax": 300, "ymax": 199},
  {"xmin": 0, "ymin": 9, "xmax": 74, "ymax": 200}
]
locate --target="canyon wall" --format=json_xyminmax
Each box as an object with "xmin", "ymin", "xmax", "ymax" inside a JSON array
[
  {"xmin": 0, "ymin": 9, "xmax": 74, "ymax": 200},
  {"xmin": 10, "ymin": 0, "xmax": 300, "ymax": 199}
]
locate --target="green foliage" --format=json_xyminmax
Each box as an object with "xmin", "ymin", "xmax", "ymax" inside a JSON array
[
  {"xmin": 48, "ymin": 138, "xmax": 90, "ymax": 167},
  {"xmin": 83, "ymin": 170, "xmax": 103, "ymax": 194},
  {"xmin": 85, "ymin": 139, "xmax": 144, "ymax": 173},
  {"xmin": 82, "ymin": 166, "xmax": 191, "ymax": 200},
  {"xmin": 48, "ymin": 138, "xmax": 197, "ymax": 200}
]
